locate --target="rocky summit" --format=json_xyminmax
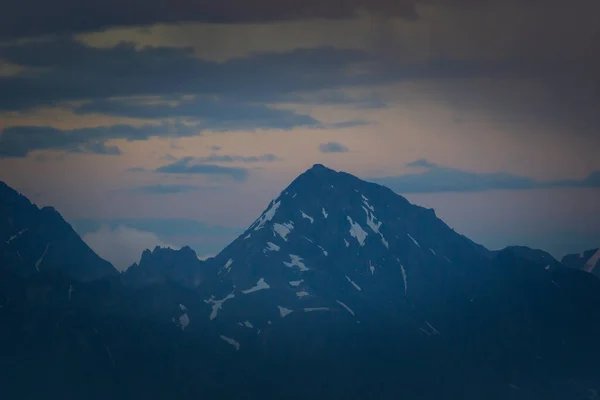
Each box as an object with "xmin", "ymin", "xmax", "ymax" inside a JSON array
[{"xmin": 1, "ymin": 165, "xmax": 600, "ymax": 400}]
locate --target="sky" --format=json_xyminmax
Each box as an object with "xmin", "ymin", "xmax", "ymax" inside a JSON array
[{"xmin": 1, "ymin": 0, "xmax": 599, "ymax": 270}]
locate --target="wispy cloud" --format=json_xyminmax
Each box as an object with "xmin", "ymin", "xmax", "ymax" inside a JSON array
[
  {"xmin": 82, "ymin": 225, "xmax": 179, "ymax": 271},
  {"xmin": 325, "ymin": 120, "xmax": 373, "ymax": 129},
  {"xmin": 0, "ymin": 122, "xmax": 198, "ymax": 158},
  {"xmin": 72, "ymin": 218, "xmax": 241, "ymax": 237},
  {"xmin": 73, "ymin": 218, "xmax": 244, "ymax": 263},
  {"xmin": 371, "ymin": 159, "xmax": 600, "ymax": 193},
  {"xmin": 193, "ymin": 153, "xmax": 281, "ymax": 163},
  {"xmin": 319, "ymin": 141, "xmax": 349, "ymax": 153},
  {"xmin": 129, "ymin": 184, "xmax": 204, "ymax": 194},
  {"xmin": 73, "ymin": 96, "xmax": 321, "ymax": 131},
  {"xmin": 155, "ymin": 157, "xmax": 249, "ymax": 181}
]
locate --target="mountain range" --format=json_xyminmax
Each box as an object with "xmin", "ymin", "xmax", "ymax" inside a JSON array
[{"xmin": 1, "ymin": 164, "xmax": 600, "ymax": 400}]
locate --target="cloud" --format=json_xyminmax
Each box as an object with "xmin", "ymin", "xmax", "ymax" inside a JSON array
[
  {"xmin": 371, "ymin": 159, "xmax": 600, "ymax": 193},
  {"xmin": 72, "ymin": 218, "xmax": 243, "ymax": 237},
  {"xmin": 280, "ymin": 91, "xmax": 388, "ymax": 109},
  {"xmin": 325, "ymin": 120, "xmax": 373, "ymax": 129},
  {"xmin": 1, "ymin": 4, "xmax": 598, "ymax": 140},
  {"xmin": 129, "ymin": 184, "xmax": 204, "ymax": 194},
  {"xmin": 0, "ymin": 122, "xmax": 198, "ymax": 158},
  {"xmin": 0, "ymin": 38, "xmax": 373, "ymax": 112},
  {"xmin": 155, "ymin": 157, "xmax": 249, "ymax": 181},
  {"xmin": 72, "ymin": 96, "xmax": 321, "ymax": 130},
  {"xmin": 192, "ymin": 153, "xmax": 281, "ymax": 163},
  {"xmin": 74, "ymin": 218, "xmax": 244, "ymax": 262},
  {"xmin": 126, "ymin": 167, "xmax": 147, "ymax": 172},
  {"xmin": 406, "ymin": 158, "xmax": 438, "ymax": 169},
  {"xmin": 319, "ymin": 141, "xmax": 349, "ymax": 153},
  {"xmin": 82, "ymin": 224, "xmax": 179, "ymax": 271},
  {"xmin": 0, "ymin": 0, "xmax": 419, "ymax": 39}
]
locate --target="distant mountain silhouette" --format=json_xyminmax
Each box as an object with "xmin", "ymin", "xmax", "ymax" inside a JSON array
[
  {"xmin": 0, "ymin": 181, "xmax": 118, "ymax": 281},
  {"xmin": 562, "ymin": 248, "xmax": 600, "ymax": 278}
]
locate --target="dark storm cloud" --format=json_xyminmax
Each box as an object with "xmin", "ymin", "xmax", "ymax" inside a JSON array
[
  {"xmin": 73, "ymin": 97, "xmax": 321, "ymax": 130},
  {"xmin": 155, "ymin": 157, "xmax": 249, "ymax": 181},
  {"xmin": 0, "ymin": 38, "xmax": 373, "ymax": 112},
  {"xmin": 319, "ymin": 142, "xmax": 349, "ymax": 153},
  {"xmin": 0, "ymin": 0, "xmax": 419, "ymax": 39},
  {"xmin": 371, "ymin": 159, "xmax": 600, "ymax": 193},
  {"xmin": 0, "ymin": 122, "xmax": 197, "ymax": 158}
]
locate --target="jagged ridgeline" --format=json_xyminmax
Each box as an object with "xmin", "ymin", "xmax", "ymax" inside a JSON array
[{"xmin": 1, "ymin": 165, "xmax": 600, "ymax": 400}]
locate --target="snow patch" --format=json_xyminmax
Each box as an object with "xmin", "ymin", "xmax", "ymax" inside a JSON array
[
  {"xmin": 322, "ymin": 208, "xmax": 328, "ymax": 218},
  {"xmin": 223, "ymin": 258, "xmax": 234, "ymax": 273},
  {"xmin": 35, "ymin": 243, "xmax": 50, "ymax": 271},
  {"xmin": 304, "ymin": 307, "xmax": 329, "ymax": 312},
  {"xmin": 173, "ymin": 304, "xmax": 190, "ymax": 331},
  {"xmin": 278, "ymin": 306, "xmax": 293, "ymax": 317},
  {"xmin": 241, "ymin": 278, "xmax": 270, "ymax": 294},
  {"xmin": 252, "ymin": 200, "xmax": 281, "ymax": 231},
  {"xmin": 345, "ymin": 275, "xmax": 362, "ymax": 291},
  {"xmin": 369, "ymin": 260, "xmax": 375, "ymax": 275},
  {"xmin": 317, "ymin": 245, "xmax": 328, "ymax": 256},
  {"xmin": 273, "ymin": 221, "xmax": 294, "ymax": 241},
  {"xmin": 429, "ymin": 248, "xmax": 436, "ymax": 255},
  {"xmin": 296, "ymin": 291, "xmax": 310, "ymax": 298},
  {"xmin": 176, "ymin": 313, "xmax": 190, "ymax": 331},
  {"xmin": 399, "ymin": 262, "xmax": 408, "ymax": 296},
  {"xmin": 289, "ymin": 279, "xmax": 304, "ymax": 287},
  {"xmin": 425, "ymin": 321, "xmax": 441, "ymax": 335},
  {"xmin": 336, "ymin": 300, "xmax": 355, "ymax": 316},
  {"xmin": 301, "ymin": 211, "xmax": 314, "ymax": 224},
  {"xmin": 68, "ymin": 284, "xmax": 74, "ymax": 301},
  {"xmin": 407, "ymin": 233, "xmax": 420, "ymax": 247},
  {"xmin": 347, "ymin": 216, "xmax": 368, "ymax": 246},
  {"xmin": 584, "ymin": 249, "xmax": 600, "ymax": 273},
  {"xmin": 204, "ymin": 293, "xmax": 235, "ymax": 320},
  {"xmin": 284, "ymin": 254, "xmax": 309, "ymax": 271},
  {"xmin": 344, "ymin": 239, "xmax": 350, "ymax": 247},
  {"xmin": 6, "ymin": 228, "xmax": 27, "ymax": 244},
  {"xmin": 239, "ymin": 321, "xmax": 254, "ymax": 329},
  {"xmin": 362, "ymin": 206, "xmax": 388, "ymax": 248},
  {"xmin": 264, "ymin": 242, "xmax": 281, "ymax": 253},
  {"xmin": 361, "ymin": 195, "xmax": 375, "ymax": 212},
  {"xmin": 220, "ymin": 335, "xmax": 240, "ymax": 350}
]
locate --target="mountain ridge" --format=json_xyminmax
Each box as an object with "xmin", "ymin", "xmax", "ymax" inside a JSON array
[
  {"xmin": 0, "ymin": 180, "xmax": 118, "ymax": 282},
  {"xmin": 2, "ymin": 167, "xmax": 600, "ymax": 399}
]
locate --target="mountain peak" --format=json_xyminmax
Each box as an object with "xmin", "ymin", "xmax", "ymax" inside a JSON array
[
  {"xmin": 0, "ymin": 181, "xmax": 118, "ymax": 281},
  {"xmin": 309, "ymin": 163, "xmax": 335, "ymax": 172}
]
